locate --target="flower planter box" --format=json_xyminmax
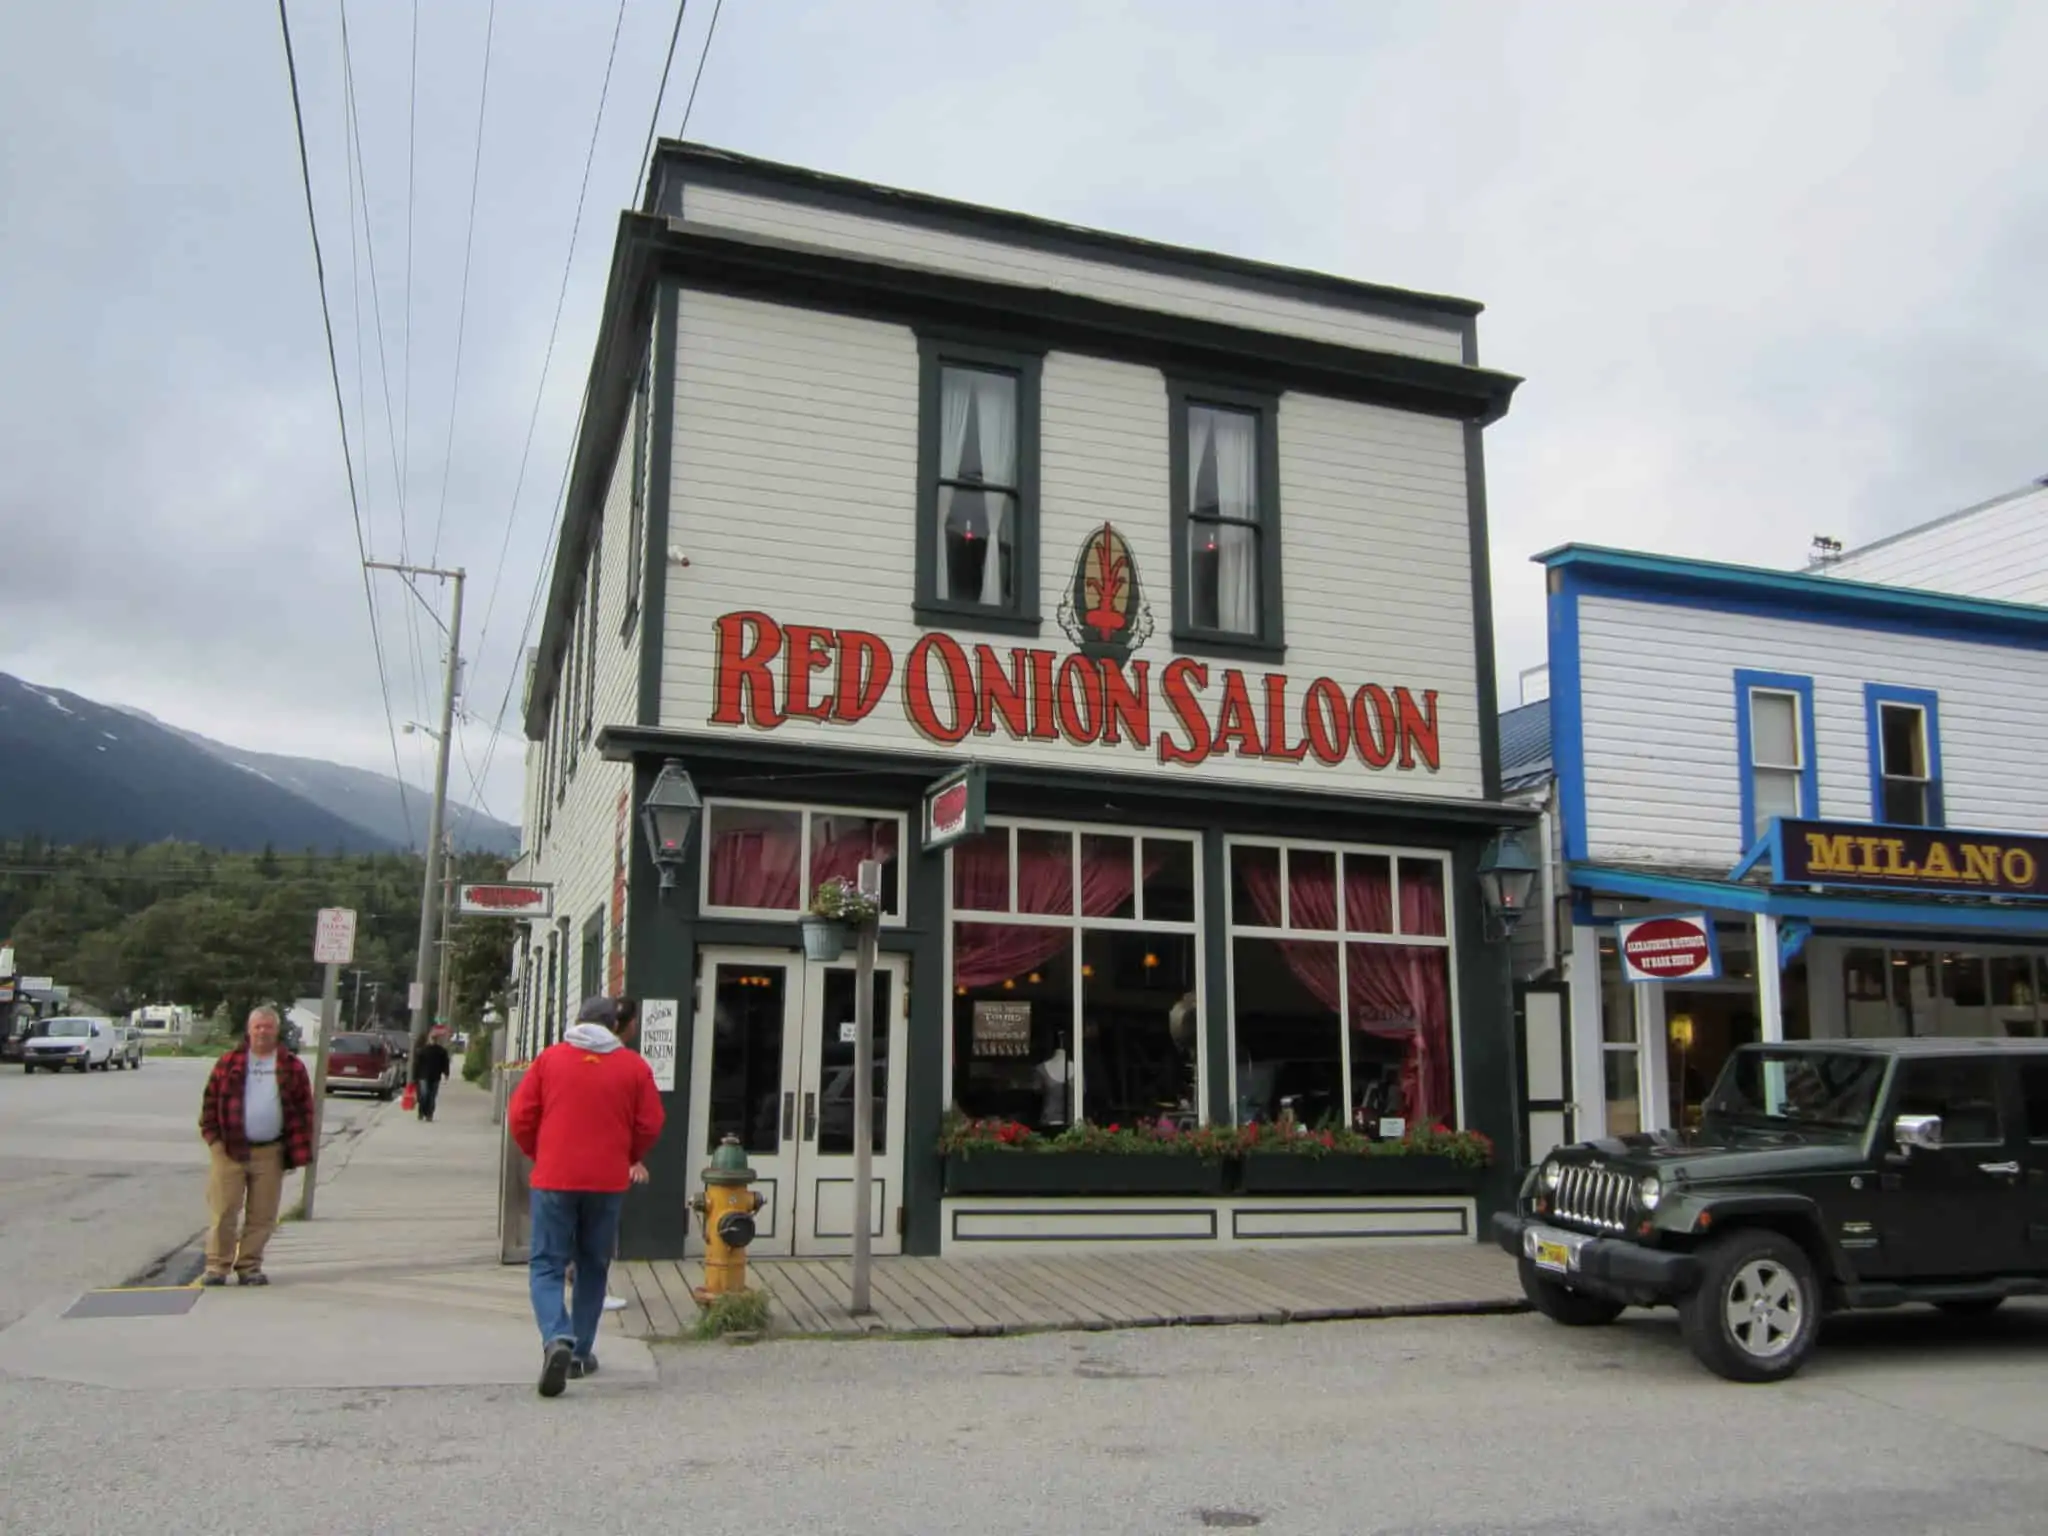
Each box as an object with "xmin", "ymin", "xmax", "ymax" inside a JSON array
[
  {"xmin": 1236, "ymin": 1152, "xmax": 1480, "ymax": 1196},
  {"xmin": 943, "ymin": 1153, "xmax": 1228, "ymax": 1198},
  {"xmin": 800, "ymin": 917, "xmax": 850, "ymax": 962}
]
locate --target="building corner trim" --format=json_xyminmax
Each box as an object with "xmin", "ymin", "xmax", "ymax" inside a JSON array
[{"xmin": 638, "ymin": 281, "xmax": 679, "ymax": 730}]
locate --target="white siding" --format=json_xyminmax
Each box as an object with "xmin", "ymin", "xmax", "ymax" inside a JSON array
[
  {"xmin": 1575, "ymin": 593, "xmax": 2048, "ymax": 870},
  {"xmin": 516, "ymin": 392, "xmax": 644, "ymax": 1043},
  {"xmin": 1822, "ymin": 485, "xmax": 2048, "ymax": 604},
  {"xmin": 659, "ymin": 290, "xmax": 1484, "ymax": 802},
  {"xmin": 677, "ymin": 185, "xmax": 1466, "ymax": 365}
]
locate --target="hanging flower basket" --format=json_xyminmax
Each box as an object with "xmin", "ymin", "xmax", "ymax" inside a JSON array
[
  {"xmin": 800, "ymin": 916, "xmax": 850, "ymax": 962},
  {"xmin": 802, "ymin": 877, "xmax": 879, "ymax": 962}
]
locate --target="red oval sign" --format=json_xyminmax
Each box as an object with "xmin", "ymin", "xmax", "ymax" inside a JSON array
[{"xmin": 1620, "ymin": 916, "xmax": 1713, "ymax": 980}]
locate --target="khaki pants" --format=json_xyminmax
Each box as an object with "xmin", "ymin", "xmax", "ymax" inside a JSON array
[{"xmin": 205, "ymin": 1142, "xmax": 285, "ymax": 1278}]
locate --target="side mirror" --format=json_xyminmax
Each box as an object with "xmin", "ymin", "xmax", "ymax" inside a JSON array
[{"xmin": 1894, "ymin": 1113, "xmax": 1943, "ymax": 1152}]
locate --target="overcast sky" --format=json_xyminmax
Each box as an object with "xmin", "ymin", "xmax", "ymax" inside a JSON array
[{"xmin": 3, "ymin": 0, "xmax": 2042, "ymax": 822}]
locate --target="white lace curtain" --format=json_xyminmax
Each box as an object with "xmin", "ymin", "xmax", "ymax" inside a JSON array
[
  {"xmin": 1189, "ymin": 405, "xmax": 1259, "ymax": 633},
  {"xmin": 939, "ymin": 367, "xmax": 1018, "ymax": 606}
]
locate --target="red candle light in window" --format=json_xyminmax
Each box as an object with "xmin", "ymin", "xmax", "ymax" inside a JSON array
[
  {"xmin": 1002, "ymin": 978, "xmax": 1016, "ymax": 991},
  {"xmin": 1027, "ymin": 972, "xmax": 1041, "ymax": 984},
  {"xmin": 1143, "ymin": 952, "xmax": 1159, "ymax": 969},
  {"xmin": 1081, "ymin": 964, "xmax": 1095, "ymax": 978}
]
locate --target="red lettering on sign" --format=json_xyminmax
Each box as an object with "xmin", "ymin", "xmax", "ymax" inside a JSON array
[
  {"xmin": 1158, "ymin": 659, "xmax": 1213, "ymax": 766},
  {"xmin": 1395, "ymin": 687, "xmax": 1440, "ymax": 772},
  {"xmin": 976, "ymin": 646, "xmax": 1030, "ymax": 739},
  {"xmin": 1353, "ymin": 684, "xmax": 1398, "ymax": 769},
  {"xmin": 784, "ymin": 624, "xmax": 836, "ymax": 721},
  {"xmin": 1055, "ymin": 655, "xmax": 1105, "ymax": 744},
  {"xmin": 1213, "ymin": 670, "xmax": 1265, "ymax": 759},
  {"xmin": 905, "ymin": 633, "xmax": 974, "ymax": 745},
  {"xmin": 710, "ymin": 612, "xmax": 784, "ymax": 728},
  {"xmin": 834, "ymin": 630, "xmax": 891, "ymax": 723},
  {"xmin": 1303, "ymin": 678, "xmax": 1350, "ymax": 766},
  {"xmin": 1026, "ymin": 649, "xmax": 1058, "ymax": 741},
  {"xmin": 1100, "ymin": 660, "xmax": 1151, "ymax": 748},
  {"xmin": 1261, "ymin": 675, "xmax": 1310, "ymax": 764}
]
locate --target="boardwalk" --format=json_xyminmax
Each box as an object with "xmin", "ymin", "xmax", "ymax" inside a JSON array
[{"xmin": 616, "ymin": 1242, "xmax": 1522, "ymax": 1339}]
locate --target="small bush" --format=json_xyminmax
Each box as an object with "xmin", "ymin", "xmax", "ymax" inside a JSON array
[
  {"xmin": 693, "ymin": 1288, "xmax": 772, "ymax": 1340},
  {"xmin": 462, "ymin": 1029, "xmax": 491, "ymax": 1084}
]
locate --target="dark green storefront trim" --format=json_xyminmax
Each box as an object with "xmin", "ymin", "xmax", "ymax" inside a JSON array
[{"xmin": 607, "ymin": 730, "xmax": 1531, "ymax": 1259}]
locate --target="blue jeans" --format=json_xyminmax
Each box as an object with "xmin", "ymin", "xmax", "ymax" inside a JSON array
[{"xmin": 527, "ymin": 1189, "xmax": 624, "ymax": 1360}]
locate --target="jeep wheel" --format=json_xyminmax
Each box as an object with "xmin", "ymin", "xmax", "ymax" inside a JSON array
[
  {"xmin": 1519, "ymin": 1259, "xmax": 1625, "ymax": 1326},
  {"xmin": 1679, "ymin": 1230, "xmax": 1819, "ymax": 1383},
  {"xmin": 1935, "ymin": 1298, "xmax": 2004, "ymax": 1318}
]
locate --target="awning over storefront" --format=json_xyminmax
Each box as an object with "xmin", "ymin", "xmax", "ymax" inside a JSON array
[{"xmin": 1569, "ymin": 862, "xmax": 2048, "ymax": 939}]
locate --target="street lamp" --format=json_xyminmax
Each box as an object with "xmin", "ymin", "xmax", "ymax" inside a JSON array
[
  {"xmin": 640, "ymin": 759, "xmax": 703, "ymax": 896},
  {"xmin": 1477, "ymin": 827, "xmax": 1541, "ymax": 940}
]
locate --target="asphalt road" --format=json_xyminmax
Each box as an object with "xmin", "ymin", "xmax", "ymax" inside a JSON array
[
  {"xmin": 5, "ymin": 1295, "xmax": 2048, "ymax": 1533},
  {"xmin": 0, "ymin": 1055, "xmax": 375, "ymax": 1326}
]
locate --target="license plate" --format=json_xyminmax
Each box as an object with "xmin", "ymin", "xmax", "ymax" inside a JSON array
[{"xmin": 1534, "ymin": 1239, "xmax": 1572, "ymax": 1273}]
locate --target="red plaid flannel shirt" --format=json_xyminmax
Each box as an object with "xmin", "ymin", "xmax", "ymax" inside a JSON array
[{"xmin": 200, "ymin": 1048, "xmax": 315, "ymax": 1169}]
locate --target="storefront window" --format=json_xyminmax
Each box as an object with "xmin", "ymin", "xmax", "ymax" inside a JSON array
[
  {"xmin": 948, "ymin": 823, "xmax": 1201, "ymax": 1130},
  {"xmin": 1991, "ymin": 956, "xmax": 2041, "ymax": 1037},
  {"xmin": 704, "ymin": 801, "xmax": 906, "ymax": 920},
  {"xmin": 1228, "ymin": 839, "xmax": 1458, "ymax": 1131},
  {"xmin": 1841, "ymin": 946, "xmax": 2044, "ymax": 1038}
]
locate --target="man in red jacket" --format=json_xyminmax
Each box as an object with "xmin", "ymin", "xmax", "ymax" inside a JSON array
[{"xmin": 509, "ymin": 994, "xmax": 664, "ymax": 1397}]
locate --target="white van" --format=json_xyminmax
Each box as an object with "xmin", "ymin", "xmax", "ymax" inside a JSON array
[{"xmin": 22, "ymin": 1016, "xmax": 118, "ymax": 1074}]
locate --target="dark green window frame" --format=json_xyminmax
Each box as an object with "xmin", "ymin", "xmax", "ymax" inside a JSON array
[
  {"xmin": 912, "ymin": 334, "xmax": 1044, "ymax": 636},
  {"xmin": 621, "ymin": 352, "xmax": 650, "ymax": 640},
  {"xmin": 1167, "ymin": 377, "xmax": 1286, "ymax": 663}
]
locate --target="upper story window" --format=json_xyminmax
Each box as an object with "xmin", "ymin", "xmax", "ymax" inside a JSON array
[
  {"xmin": 1866, "ymin": 684, "xmax": 1942, "ymax": 826},
  {"xmin": 914, "ymin": 339, "xmax": 1042, "ymax": 635},
  {"xmin": 1734, "ymin": 670, "xmax": 1816, "ymax": 843},
  {"xmin": 1169, "ymin": 381, "xmax": 1284, "ymax": 660}
]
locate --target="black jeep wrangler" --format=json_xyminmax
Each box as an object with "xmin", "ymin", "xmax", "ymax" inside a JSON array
[{"xmin": 1494, "ymin": 1038, "xmax": 2048, "ymax": 1382}]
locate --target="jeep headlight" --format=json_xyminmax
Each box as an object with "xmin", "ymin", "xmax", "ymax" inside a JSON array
[
  {"xmin": 1637, "ymin": 1175, "xmax": 1663, "ymax": 1211},
  {"xmin": 1540, "ymin": 1159, "xmax": 1563, "ymax": 1192}
]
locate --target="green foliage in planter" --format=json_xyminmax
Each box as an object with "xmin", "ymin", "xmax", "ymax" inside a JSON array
[
  {"xmin": 939, "ymin": 1109, "xmax": 1494, "ymax": 1168},
  {"xmin": 807, "ymin": 877, "xmax": 879, "ymax": 926},
  {"xmin": 1239, "ymin": 1115, "xmax": 1494, "ymax": 1167}
]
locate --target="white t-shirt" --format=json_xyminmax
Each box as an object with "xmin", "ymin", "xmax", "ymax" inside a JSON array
[{"xmin": 244, "ymin": 1053, "xmax": 284, "ymax": 1144}]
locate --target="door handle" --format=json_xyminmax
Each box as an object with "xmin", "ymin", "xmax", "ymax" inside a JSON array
[
  {"xmin": 781, "ymin": 1091, "xmax": 795, "ymax": 1141},
  {"xmin": 803, "ymin": 1092, "xmax": 817, "ymax": 1142},
  {"xmin": 1979, "ymin": 1161, "xmax": 2021, "ymax": 1177}
]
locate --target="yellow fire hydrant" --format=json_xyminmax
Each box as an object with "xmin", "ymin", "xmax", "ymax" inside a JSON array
[{"xmin": 690, "ymin": 1133, "xmax": 765, "ymax": 1306}]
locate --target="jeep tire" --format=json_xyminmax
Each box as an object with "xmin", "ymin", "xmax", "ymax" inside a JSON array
[
  {"xmin": 1519, "ymin": 1258, "xmax": 1625, "ymax": 1326},
  {"xmin": 1680, "ymin": 1229, "xmax": 1820, "ymax": 1383}
]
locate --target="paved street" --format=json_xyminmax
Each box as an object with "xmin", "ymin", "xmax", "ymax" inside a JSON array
[
  {"xmin": 0, "ymin": 1056, "xmax": 375, "ymax": 1327},
  {"xmin": 5, "ymin": 1300, "xmax": 2048, "ymax": 1534}
]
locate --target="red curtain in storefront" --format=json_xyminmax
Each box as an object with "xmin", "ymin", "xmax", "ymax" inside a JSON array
[
  {"xmin": 951, "ymin": 837, "xmax": 1151, "ymax": 986},
  {"xmin": 1237, "ymin": 856, "xmax": 1455, "ymax": 1125}
]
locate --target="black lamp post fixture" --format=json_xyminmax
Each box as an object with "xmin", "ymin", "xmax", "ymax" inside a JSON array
[
  {"xmin": 1477, "ymin": 827, "xmax": 1541, "ymax": 940},
  {"xmin": 640, "ymin": 759, "xmax": 703, "ymax": 897}
]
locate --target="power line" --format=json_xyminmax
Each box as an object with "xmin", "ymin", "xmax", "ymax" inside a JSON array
[
  {"xmin": 633, "ymin": 0, "xmax": 690, "ymax": 202},
  {"xmin": 679, "ymin": 0, "xmax": 724, "ymax": 136},
  {"xmin": 272, "ymin": 0, "xmax": 416, "ymax": 850},
  {"xmin": 428, "ymin": 0, "xmax": 498, "ymax": 568},
  {"xmin": 402, "ymin": 0, "xmax": 420, "ymax": 541}
]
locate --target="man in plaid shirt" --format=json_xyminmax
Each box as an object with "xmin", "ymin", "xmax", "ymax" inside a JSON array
[{"xmin": 198, "ymin": 1006, "xmax": 315, "ymax": 1285}]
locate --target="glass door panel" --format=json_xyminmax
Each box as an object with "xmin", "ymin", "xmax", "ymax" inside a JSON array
[
  {"xmin": 687, "ymin": 953, "xmax": 802, "ymax": 1258},
  {"xmin": 792, "ymin": 956, "xmax": 908, "ymax": 1258}
]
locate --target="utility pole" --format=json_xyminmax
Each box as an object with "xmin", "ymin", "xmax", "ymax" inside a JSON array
[
  {"xmin": 434, "ymin": 851, "xmax": 457, "ymax": 1034},
  {"xmin": 348, "ymin": 967, "xmax": 370, "ymax": 1030},
  {"xmin": 365, "ymin": 562, "xmax": 465, "ymax": 1074}
]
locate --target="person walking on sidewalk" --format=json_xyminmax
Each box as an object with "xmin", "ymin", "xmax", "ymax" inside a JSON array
[
  {"xmin": 414, "ymin": 1029, "xmax": 453, "ymax": 1123},
  {"xmin": 508, "ymin": 995, "xmax": 664, "ymax": 1397},
  {"xmin": 197, "ymin": 1005, "xmax": 314, "ymax": 1287}
]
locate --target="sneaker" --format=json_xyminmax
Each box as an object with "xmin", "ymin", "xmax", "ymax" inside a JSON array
[
  {"xmin": 239, "ymin": 1272, "xmax": 270, "ymax": 1287},
  {"xmin": 538, "ymin": 1339, "xmax": 574, "ymax": 1398},
  {"xmin": 569, "ymin": 1354, "xmax": 600, "ymax": 1380},
  {"xmin": 200, "ymin": 1273, "xmax": 228, "ymax": 1287}
]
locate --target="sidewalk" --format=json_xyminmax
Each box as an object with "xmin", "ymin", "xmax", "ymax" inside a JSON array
[{"xmin": 0, "ymin": 1076, "xmax": 657, "ymax": 1392}]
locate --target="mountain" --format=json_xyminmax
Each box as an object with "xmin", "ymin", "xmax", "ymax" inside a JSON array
[{"xmin": 0, "ymin": 673, "xmax": 519, "ymax": 856}]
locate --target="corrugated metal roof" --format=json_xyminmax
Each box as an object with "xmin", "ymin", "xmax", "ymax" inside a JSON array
[{"xmin": 1498, "ymin": 699, "xmax": 1551, "ymax": 791}]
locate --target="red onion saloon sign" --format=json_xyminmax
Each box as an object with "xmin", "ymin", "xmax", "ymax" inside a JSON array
[{"xmin": 706, "ymin": 523, "xmax": 1444, "ymax": 776}]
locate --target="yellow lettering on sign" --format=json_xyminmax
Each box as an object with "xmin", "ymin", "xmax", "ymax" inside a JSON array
[
  {"xmin": 2004, "ymin": 848, "xmax": 2039, "ymax": 888},
  {"xmin": 1805, "ymin": 834, "xmax": 1858, "ymax": 873},
  {"xmin": 1855, "ymin": 836, "xmax": 1884, "ymax": 872},
  {"xmin": 1963, "ymin": 845, "xmax": 2001, "ymax": 884},
  {"xmin": 1920, "ymin": 842, "xmax": 1957, "ymax": 879},
  {"xmin": 1880, "ymin": 839, "xmax": 1913, "ymax": 875}
]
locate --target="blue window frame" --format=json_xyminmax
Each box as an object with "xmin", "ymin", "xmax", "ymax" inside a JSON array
[
  {"xmin": 1864, "ymin": 684, "xmax": 1943, "ymax": 827},
  {"xmin": 1734, "ymin": 670, "xmax": 1818, "ymax": 843}
]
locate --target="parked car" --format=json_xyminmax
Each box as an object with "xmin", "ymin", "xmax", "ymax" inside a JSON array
[
  {"xmin": 23, "ymin": 1016, "xmax": 119, "ymax": 1073},
  {"xmin": 109, "ymin": 1024, "xmax": 145, "ymax": 1070},
  {"xmin": 1496, "ymin": 1038, "xmax": 2048, "ymax": 1383},
  {"xmin": 323, "ymin": 1032, "xmax": 400, "ymax": 1099}
]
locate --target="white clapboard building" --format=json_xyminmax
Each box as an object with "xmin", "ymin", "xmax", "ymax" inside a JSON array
[
  {"xmin": 1518, "ymin": 543, "xmax": 2048, "ymax": 1156},
  {"xmin": 1812, "ymin": 476, "xmax": 2048, "ymax": 604},
  {"xmin": 511, "ymin": 143, "xmax": 1529, "ymax": 1259}
]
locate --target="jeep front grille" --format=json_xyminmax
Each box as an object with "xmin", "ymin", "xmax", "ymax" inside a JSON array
[{"xmin": 1553, "ymin": 1165, "xmax": 1635, "ymax": 1232}]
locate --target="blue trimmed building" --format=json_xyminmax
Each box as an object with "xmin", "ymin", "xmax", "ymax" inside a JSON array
[{"xmin": 1520, "ymin": 544, "xmax": 2048, "ymax": 1148}]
